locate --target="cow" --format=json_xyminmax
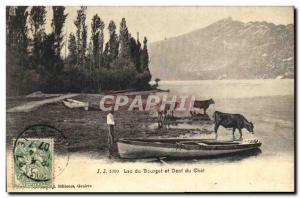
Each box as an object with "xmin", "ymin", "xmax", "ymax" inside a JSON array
[
  {"xmin": 213, "ymin": 111, "xmax": 254, "ymax": 139},
  {"xmin": 157, "ymin": 101, "xmax": 179, "ymax": 128},
  {"xmin": 190, "ymin": 98, "xmax": 215, "ymax": 115},
  {"xmin": 157, "ymin": 101, "xmax": 179, "ymax": 117}
]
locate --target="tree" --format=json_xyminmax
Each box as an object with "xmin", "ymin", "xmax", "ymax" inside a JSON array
[
  {"xmin": 135, "ymin": 37, "xmax": 151, "ymax": 90},
  {"xmin": 6, "ymin": 6, "xmax": 30, "ymax": 95},
  {"xmin": 129, "ymin": 36, "xmax": 141, "ymax": 72},
  {"xmin": 74, "ymin": 6, "xmax": 87, "ymax": 66},
  {"xmin": 108, "ymin": 21, "xmax": 119, "ymax": 59},
  {"xmin": 29, "ymin": 6, "xmax": 68, "ymax": 93},
  {"xmin": 91, "ymin": 14, "xmax": 105, "ymax": 69},
  {"xmin": 104, "ymin": 20, "xmax": 119, "ymax": 68},
  {"xmin": 86, "ymin": 40, "xmax": 93, "ymax": 70},
  {"xmin": 29, "ymin": 6, "xmax": 47, "ymax": 72},
  {"xmin": 30, "ymin": 6, "xmax": 46, "ymax": 38},
  {"xmin": 67, "ymin": 33, "xmax": 77, "ymax": 65},
  {"xmin": 140, "ymin": 37, "xmax": 150, "ymax": 72},
  {"xmin": 7, "ymin": 8, "xmax": 153, "ymax": 94},
  {"xmin": 51, "ymin": 6, "xmax": 68, "ymax": 58},
  {"xmin": 6, "ymin": 6, "xmax": 14, "ymax": 47},
  {"xmin": 119, "ymin": 18, "xmax": 130, "ymax": 59},
  {"xmin": 47, "ymin": 6, "xmax": 68, "ymax": 92},
  {"xmin": 39, "ymin": 31, "xmax": 66, "ymax": 93},
  {"xmin": 7, "ymin": 6, "xmax": 29, "ymax": 59}
]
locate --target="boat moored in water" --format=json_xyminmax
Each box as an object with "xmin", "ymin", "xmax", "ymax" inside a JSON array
[{"xmin": 117, "ymin": 138, "xmax": 262, "ymax": 159}]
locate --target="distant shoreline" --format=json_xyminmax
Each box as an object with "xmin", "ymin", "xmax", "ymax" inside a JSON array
[{"xmin": 152, "ymin": 78, "xmax": 294, "ymax": 84}]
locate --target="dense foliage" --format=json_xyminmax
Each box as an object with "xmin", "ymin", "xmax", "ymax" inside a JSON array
[{"xmin": 6, "ymin": 6, "xmax": 152, "ymax": 96}]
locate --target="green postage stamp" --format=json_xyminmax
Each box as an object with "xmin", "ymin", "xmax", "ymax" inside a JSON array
[{"xmin": 13, "ymin": 138, "xmax": 54, "ymax": 188}]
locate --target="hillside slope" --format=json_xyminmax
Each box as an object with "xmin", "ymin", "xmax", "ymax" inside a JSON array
[{"xmin": 149, "ymin": 17, "xmax": 294, "ymax": 80}]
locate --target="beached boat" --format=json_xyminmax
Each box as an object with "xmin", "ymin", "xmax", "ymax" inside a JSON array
[
  {"xmin": 62, "ymin": 99, "xmax": 89, "ymax": 110},
  {"xmin": 117, "ymin": 138, "xmax": 261, "ymax": 159}
]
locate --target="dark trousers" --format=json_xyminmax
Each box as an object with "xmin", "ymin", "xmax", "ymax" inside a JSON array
[
  {"xmin": 108, "ymin": 124, "xmax": 115, "ymax": 145},
  {"xmin": 107, "ymin": 124, "xmax": 115, "ymax": 156}
]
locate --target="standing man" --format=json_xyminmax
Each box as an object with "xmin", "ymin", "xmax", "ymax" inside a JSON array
[{"xmin": 106, "ymin": 109, "xmax": 115, "ymax": 154}]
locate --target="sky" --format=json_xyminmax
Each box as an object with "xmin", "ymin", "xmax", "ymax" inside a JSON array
[{"xmin": 43, "ymin": 6, "xmax": 294, "ymax": 47}]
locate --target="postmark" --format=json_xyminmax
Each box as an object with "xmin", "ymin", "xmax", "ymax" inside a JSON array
[
  {"xmin": 14, "ymin": 138, "xmax": 54, "ymax": 188},
  {"xmin": 12, "ymin": 124, "xmax": 70, "ymax": 189}
]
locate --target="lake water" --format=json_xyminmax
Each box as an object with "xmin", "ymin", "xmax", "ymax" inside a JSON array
[{"xmin": 158, "ymin": 79, "xmax": 294, "ymax": 99}]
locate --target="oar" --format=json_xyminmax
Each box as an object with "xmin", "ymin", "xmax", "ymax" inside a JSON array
[{"xmin": 157, "ymin": 157, "xmax": 168, "ymax": 165}]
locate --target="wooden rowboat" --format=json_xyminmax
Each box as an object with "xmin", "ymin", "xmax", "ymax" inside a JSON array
[
  {"xmin": 62, "ymin": 99, "xmax": 89, "ymax": 110},
  {"xmin": 117, "ymin": 138, "xmax": 261, "ymax": 159}
]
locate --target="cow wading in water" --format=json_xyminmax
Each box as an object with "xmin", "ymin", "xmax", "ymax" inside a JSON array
[
  {"xmin": 213, "ymin": 111, "xmax": 254, "ymax": 139},
  {"xmin": 157, "ymin": 101, "xmax": 179, "ymax": 128}
]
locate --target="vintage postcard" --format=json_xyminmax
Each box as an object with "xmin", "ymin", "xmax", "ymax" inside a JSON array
[{"xmin": 6, "ymin": 6, "xmax": 294, "ymax": 192}]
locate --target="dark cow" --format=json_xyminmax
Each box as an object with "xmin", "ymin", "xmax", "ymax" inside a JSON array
[
  {"xmin": 191, "ymin": 98, "xmax": 215, "ymax": 115},
  {"xmin": 213, "ymin": 111, "xmax": 254, "ymax": 139},
  {"xmin": 157, "ymin": 101, "xmax": 179, "ymax": 128}
]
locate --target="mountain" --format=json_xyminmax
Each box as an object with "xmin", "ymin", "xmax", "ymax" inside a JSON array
[{"xmin": 148, "ymin": 17, "xmax": 294, "ymax": 80}]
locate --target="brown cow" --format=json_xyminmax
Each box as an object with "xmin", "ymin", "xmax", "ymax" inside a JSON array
[{"xmin": 191, "ymin": 98, "xmax": 215, "ymax": 115}]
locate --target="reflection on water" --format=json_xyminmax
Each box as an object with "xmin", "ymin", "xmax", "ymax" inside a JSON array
[
  {"xmin": 148, "ymin": 121, "xmax": 258, "ymax": 141},
  {"xmin": 148, "ymin": 121, "xmax": 213, "ymax": 131}
]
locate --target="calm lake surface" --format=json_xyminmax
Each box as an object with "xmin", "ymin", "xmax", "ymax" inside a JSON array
[{"xmin": 158, "ymin": 79, "xmax": 294, "ymax": 99}]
